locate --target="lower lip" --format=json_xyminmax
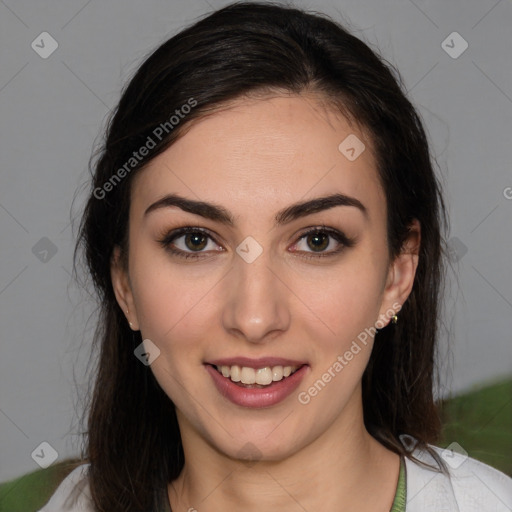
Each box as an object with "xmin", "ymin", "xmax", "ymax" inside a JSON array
[{"xmin": 205, "ymin": 364, "xmax": 309, "ymax": 408}]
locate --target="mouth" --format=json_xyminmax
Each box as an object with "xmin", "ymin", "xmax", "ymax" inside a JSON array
[
  {"xmin": 206, "ymin": 363, "xmax": 306, "ymax": 388},
  {"xmin": 204, "ymin": 361, "xmax": 309, "ymax": 408}
]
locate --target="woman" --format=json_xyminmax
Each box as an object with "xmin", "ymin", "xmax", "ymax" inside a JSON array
[{"xmin": 38, "ymin": 2, "xmax": 512, "ymax": 511}]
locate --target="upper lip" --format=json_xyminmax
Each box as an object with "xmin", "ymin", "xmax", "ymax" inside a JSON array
[{"xmin": 206, "ymin": 357, "xmax": 308, "ymax": 369}]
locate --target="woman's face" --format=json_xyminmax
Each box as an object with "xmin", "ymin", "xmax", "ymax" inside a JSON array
[{"xmin": 112, "ymin": 93, "xmax": 418, "ymax": 461}]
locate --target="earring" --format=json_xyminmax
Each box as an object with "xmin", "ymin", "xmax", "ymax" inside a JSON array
[
  {"xmin": 391, "ymin": 314, "xmax": 398, "ymax": 324},
  {"xmin": 126, "ymin": 310, "xmax": 134, "ymax": 329}
]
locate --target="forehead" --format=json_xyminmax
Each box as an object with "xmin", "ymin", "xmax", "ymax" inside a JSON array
[{"xmin": 131, "ymin": 94, "xmax": 384, "ymax": 223}]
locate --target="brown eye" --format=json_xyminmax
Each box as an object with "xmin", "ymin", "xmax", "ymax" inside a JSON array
[
  {"xmin": 158, "ymin": 227, "xmax": 222, "ymax": 260},
  {"xmin": 292, "ymin": 226, "xmax": 355, "ymax": 259}
]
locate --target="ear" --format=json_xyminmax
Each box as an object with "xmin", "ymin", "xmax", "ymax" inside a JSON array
[
  {"xmin": 377, "ymin": 219, "xmax": 421, "ymax": 326},
  {"xmin": 111, "ymin": 245, "xmax": 140, "ymax": 331}
]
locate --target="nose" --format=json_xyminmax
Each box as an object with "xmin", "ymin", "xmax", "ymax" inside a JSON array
[{"xmin": 221, "ymin": 248, "xmax": 291, "ymax": 344}]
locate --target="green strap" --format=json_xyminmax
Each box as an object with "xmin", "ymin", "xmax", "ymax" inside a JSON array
[{"xmin": 389, "ymin": 455, "xmax": 407, "ymax": 512}]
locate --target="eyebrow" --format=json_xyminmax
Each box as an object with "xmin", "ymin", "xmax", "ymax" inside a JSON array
[{"xmin": 144, "ymin": 192, "xmax": 368, "ymax": 226}]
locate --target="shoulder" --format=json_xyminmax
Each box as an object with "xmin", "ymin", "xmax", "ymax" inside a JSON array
[
  {"xmin": 37, "ymin": 463, "xmax": 94, "ymax": 512},
  {"xmin": 404, "ymin": 442, "xmax": 512, "ymax": 511}
]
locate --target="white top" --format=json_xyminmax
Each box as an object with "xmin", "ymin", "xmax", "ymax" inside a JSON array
[{"xmin": 37, "ymin": 443, "xmax": 512, "ymax": 511}]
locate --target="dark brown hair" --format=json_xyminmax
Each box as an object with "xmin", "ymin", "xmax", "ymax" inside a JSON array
[{"xmin": 74, "ymin": 2, "xmax": 449, "ymax": 510}]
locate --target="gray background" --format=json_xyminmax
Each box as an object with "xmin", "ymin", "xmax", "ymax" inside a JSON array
[{"xmin": 1, "ymin": 0, "xmax": 511, "ymax": 482}]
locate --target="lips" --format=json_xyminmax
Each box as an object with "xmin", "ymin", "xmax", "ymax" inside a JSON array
[{"xmin": 205, "ymin": 362, "xmax": 309, "ymax": 408}]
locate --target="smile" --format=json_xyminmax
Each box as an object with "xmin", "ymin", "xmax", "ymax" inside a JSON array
[{"xmin": 205, "ymin": 363, "xmax": 309, "ymax": 408}]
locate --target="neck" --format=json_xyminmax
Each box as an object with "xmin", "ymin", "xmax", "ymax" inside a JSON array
[{"xmin": 168, "ymin": 387, "xmax": 400, "ymax": 512}]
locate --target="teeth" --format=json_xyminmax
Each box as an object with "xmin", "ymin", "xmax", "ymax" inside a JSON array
[
  {"xmin": 272, "ymin": 366, "xmax": 283, "ymax": 381},
  {"xmin": 216, "ymin": 364, "xmax": 300, "ymax": 385},
  {"xmin": 256, "ymin": 367, "xmax": 273, "ymax": 385},
  {"xmin": 230, "ymin": 365, "xmax": 241, "ymax": 382},
  {"xmin": 241, "ymin": 366, "xmax": 256, "ymax": 384}
]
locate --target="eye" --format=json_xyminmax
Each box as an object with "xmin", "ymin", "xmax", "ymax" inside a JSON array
[
  {"xmin": 157, "ymin": 227, "xmax": 223, "ymax": 260},
  {"xmin": 291, "ymin": 226, "xmax": 355, "ymax": 259}
]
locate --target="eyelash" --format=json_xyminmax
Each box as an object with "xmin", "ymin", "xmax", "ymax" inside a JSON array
[{"xmin": 157, "ymin": 225, "xmax": 355, "ymax": 261}]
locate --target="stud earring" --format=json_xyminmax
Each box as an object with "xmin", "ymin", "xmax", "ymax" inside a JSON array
[
  {"xmin": 391, "ymin": 314, "xmax": 398, "ymax": 324},
  {"xmin": 126, "ymin": 310, "xmax": 134, "ymax": 329}
]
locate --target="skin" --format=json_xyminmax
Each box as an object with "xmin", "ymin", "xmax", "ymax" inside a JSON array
[{"xmin": 111, "ymin": 93, "xmax": 420, "ymax": 511}]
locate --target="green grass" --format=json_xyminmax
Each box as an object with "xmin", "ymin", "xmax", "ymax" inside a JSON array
[
  {"xmin": 1, "ymin": 377, "xmax": 510, "ymax": 511},
  {"xmin": 0, "ymin": 459, "xmax": 83, "ymax": 512},
  {"xmin": 438, "ymin": 377, "xmax": 512, "ymax": 476}
]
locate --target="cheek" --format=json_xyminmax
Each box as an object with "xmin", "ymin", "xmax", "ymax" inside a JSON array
[
  {"xmin": 289, "ymin": 255, "xmax": 386, "ymax": 349},
  {"xmin": 129, "ymin": 258, "xmax": 219, "ymax": 406},
  {"xmin": 133, "ymin": 268, "xmax": 220, "ymax": 347},
  {"xmin": 128, "ymin": 233, "xmax": 223, "ymax": 339}
]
